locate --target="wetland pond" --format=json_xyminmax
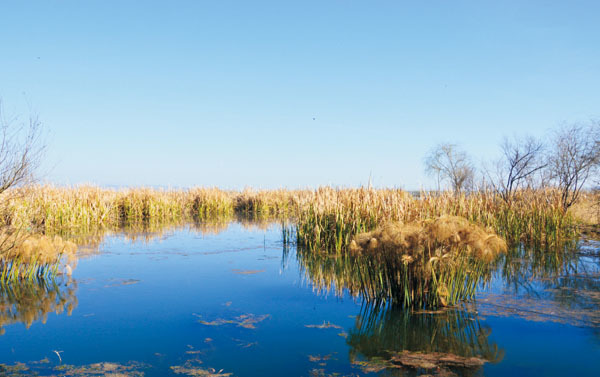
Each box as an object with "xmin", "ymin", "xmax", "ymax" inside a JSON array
[{"xmin": 1, "ymin": 221, "xmax": 600, "ymax": 376}]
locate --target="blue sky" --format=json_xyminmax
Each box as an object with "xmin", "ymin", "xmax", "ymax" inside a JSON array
[{"xmin": 1, "ymin": 1, "xmax": 599, "ymax": 189}]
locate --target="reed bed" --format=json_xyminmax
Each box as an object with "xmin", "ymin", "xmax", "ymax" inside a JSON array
[
  {"xmin": 0, "ymin": 185, "xmax": 315, "ymax": 235},
  {"xmin": 0, "ymin": 185, "xmax": 580, "ymax": 246},
  {"xmin": 296, "ymin": 187, "xmax": 577, "ymax": 253},
  {"xmin": 1, "ymin": 186, "xmax": 238, "ymax": 235},
  {"xmin": 294, "ymin": 187, "xmax": 577, "ymax": 308},
  {"xmin": 0, "ymin": 185, "xmax": 586, "ymax": 289}
]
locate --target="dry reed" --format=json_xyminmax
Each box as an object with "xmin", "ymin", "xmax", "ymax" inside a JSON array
[
  {"xmin": 342, "ymin": 216, "xmax": 507, "ymax": 307},
  {"xmin": 0, "ymin": 185, "xmax": 586, "ymax": 289}
]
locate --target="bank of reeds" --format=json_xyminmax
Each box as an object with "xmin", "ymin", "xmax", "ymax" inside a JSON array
[
  {"xmin": 296, "ymin": 187, "xmax": 577, "ymax": 253},
  {"xmin": 0, "ymin": 186, "xmax": 581, "ymax": 246},
  {"xmin": 1, "ymin": 186, "xmax": 237, "ymax": 234},
  {"xmin": 0, "ymin": 185, "xmax": 586, "ymax": 287},
  {"xmin": 0, "ymin": 185, "xmax": 312, "ymax": 236}
]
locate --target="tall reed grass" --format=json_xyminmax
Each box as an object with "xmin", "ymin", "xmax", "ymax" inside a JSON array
[
  {"xmin": 0, "ymin": 231, "xmax": 76, "ymax": 284},
  {"xmin": 0, "ymin": 185, "xmax": 311, "ymax": 236},
  {"xmin": 296, "ymin": 187, "xmax": 577, "ymax": 253},
  {"xmin": 297, "ymin": 217, "xmax": 504, "ymax": 308},
  {"xmin": 0, "ymin": 185, "xmax": 586, "ymax": 289}
]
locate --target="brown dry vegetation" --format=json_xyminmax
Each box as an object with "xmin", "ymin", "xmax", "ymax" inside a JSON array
[
  {"xmin": 349, "ymin": 216, "xmax": 507, "ymax": 263},
  {"xmin": 0, "ymin": 185, "xmax": 309, "ymax": 235},
  {"xmin": 0, "ymin": 185, "xmax": 584, "ymax": 246},
  {"xmin": 296, "ymin": 187, "xmax": 577, "ymax": 254},
  {"xmin": 0, "ymin": 232, "xmax": 76, "ymax": 283},
  {"xmin": 333, "ymin": 216, "xmax": 507, "ymax": 307},
  {"xmin": 0, "ymin": 185, "xmax": 591, "ymax": 298},
  {"xmin": 568, "ymin": 192, "xmax": 600, "ymax": 225}
]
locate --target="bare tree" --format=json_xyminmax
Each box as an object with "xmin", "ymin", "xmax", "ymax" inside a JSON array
[
  {"xmin": 0, "ymin": 100, "xmax": 45, "ymax": 255},
  {"xmin": 424, "ymin": 143, "xmax": 474, "ymax": 192},
  {"xmin": 0, "ymin": 101, "xmax": 44, "ymax": 195},
  {"xmin": 546, "ymin": 122, "xmax": 600, "ymax": 211},
  {"xmin": 488, "ymin": 135, "xmax": 546, "ymax": 202}
]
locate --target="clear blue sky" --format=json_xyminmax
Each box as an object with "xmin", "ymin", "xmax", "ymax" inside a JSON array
[{"xmin": 1, "ymin": 1, "xmax": 598, "ymax": 189}]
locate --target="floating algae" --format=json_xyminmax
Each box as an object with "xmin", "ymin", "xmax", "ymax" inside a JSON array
[
  {"xmin": 351, "ymin": 350, "xmax": 487, "ymax": 375},
  {"xmin": 0, "ymin": 361, "xmax": 149, "ymax": 377},
  {"xmin": 170, "ymin": 355, "xmax": 231, "ymax": 377},
  {"xmin": 231, "ymin": 269, "xmax": 265, "ymax": 275},
  {"xmin": 308, "ymin": 354, "xmax": 334, "ymax": 362},
  {"xmin": 304, "ymin": 321, "xmax": 343, "ymax": 330},
  {"xmin": 195, "ymin": 313, "xmax": 270, "ymax": 329},
  {"xmin": 104, "ymin": 278, "xmax": 140, "ymax": 287},
  {"xmin": 55, "ymin": 361, "xmax": 148, "ymax": 376}
]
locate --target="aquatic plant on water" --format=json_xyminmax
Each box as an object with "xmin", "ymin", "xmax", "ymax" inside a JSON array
[
  {"xmin": 0, "ymin": 232, "xmax": 77, "ymax": 284},
  {"xmin": 299, "ymin": 216, "xmax": 507, "ymax": 308}
]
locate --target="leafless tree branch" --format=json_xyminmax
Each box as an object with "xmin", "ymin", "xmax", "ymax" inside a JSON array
[
  {"xmin": 424, "ymin": 143, "xmax": 474, "ymax": 193},
  {"xmin": 546, "ymin": 122, "xmax": 600, "ymax": 211}
]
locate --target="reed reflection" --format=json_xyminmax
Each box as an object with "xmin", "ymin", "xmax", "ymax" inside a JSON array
[
  {"xmin": 0, "ymin": 277, "xmax": 77, "ymax": 335},
  {"xmin": 347, "ymin": 303, "xmax": 504, "ymax": 376}
]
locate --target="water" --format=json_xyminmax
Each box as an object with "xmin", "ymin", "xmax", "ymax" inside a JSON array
[{"xmin": 1, "ymin": 222, "xmax": 599, "ymax": 376}]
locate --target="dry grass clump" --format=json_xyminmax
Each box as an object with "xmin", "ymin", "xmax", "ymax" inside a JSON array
[
  {"xmin": 349, "ymin": 216, "xmax": 507, "ymax": 263},
  {"xmin": 300, "ymin": 217, "xmax": 507, "ymax": 308},
  {"xmin": 0, "ymin": 232, "xmax": 77, "ymax": 283}
]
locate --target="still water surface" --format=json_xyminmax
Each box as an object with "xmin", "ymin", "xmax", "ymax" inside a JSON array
[{"xmin": 1, "ymin": 222, "xmax": 599, "ymax": 376}]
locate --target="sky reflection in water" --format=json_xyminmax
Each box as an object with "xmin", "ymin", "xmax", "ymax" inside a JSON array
[{"xmin": 0, "ymin": 222, "xmax": 599, "ymax": 376}]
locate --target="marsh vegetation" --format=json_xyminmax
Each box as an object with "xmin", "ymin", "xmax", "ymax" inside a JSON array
[
  {"xmin": 0, "ymin": 113, "xmax": 597, "ymax": 374},
  {"xmin": 0, "ymin": 183, "xmax": 595, "ymax": 309}
]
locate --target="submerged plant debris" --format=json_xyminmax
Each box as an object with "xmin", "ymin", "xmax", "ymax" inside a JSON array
[
  {"xmin": 304, "ymin": 321, "xmax": 342, "ymax": 330},
  {"xmin": 170, "ymin": 356, "xmax": 231, "ymax": 377},
  {"xmin": 231, "ymin": 269, "xmax": 265, "ymax": 275},
  {"xmin": 472, "ymin": 290, "xmax": 600, "ymax": 327},
  {"xmin": 231, "ymin": 338, "xmax": 258, "ymax": 348},
  {"xmin": 308, "ymin": 368, "xmax": 358, "ymax": 377},
  {"xmin": 196, "ymin": 313, "xmax": 270, "ymax": 329},
  {"xmin": 56, "ymin": 361, "xmax": 148, "ymax": 376},
  {"xmin": 351, "ymin": 350, "xmax": 487, "ymax": 375},
  {"xmin": 0, "ymin": 361, "xmax": 149, "ymax": 377},
  {"xmin": 308, "ymin": 354, "xmax": 334, "ymax": 363},
  {"xmin": 104, "ymin": 278, "xmax": 141, "ymax": 287}
]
